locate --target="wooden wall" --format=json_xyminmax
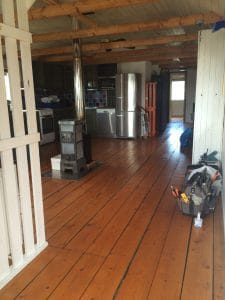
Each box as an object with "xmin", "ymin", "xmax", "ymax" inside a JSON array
[{"xmin": 192, "ymin": 29, "xmax": 225, "ymax": 163}]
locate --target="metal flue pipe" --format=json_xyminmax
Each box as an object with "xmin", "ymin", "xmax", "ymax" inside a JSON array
[{"xmin": 72, "ymin": 17, "xmax": 85, "ymax": 121}]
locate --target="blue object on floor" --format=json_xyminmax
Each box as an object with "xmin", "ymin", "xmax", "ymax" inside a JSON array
[{"xmin": 180, "ymin": 128, "xmax": 193, "ymax": 148}]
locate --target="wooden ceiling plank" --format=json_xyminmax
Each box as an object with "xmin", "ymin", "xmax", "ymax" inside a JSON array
[
  {"xmin": 32, "ymin": 12, "xmax": 218, "ymax": 43},
  {"xmin": 28, "ymin": 0, "xmax": 157, "ymax": 20},
  {"xmin": 31, "ymin": 33, "xmax": 197, "ymax": 57}
]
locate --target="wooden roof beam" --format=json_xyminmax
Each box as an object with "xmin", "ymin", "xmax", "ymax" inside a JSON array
[
  {"xmin": 83, "ymin": 45, "xmax": 197, "ymax": 59},
  {"xmin": 32, "ymin": 12, "xmax": 218, "ymax": 43},
  {"xmin": 41, "ymin": 0, "xmax": 58, "ymax": 5},
  {"xmin": 29, "ymin": 0, "xmax": 157, "ymax": 20},
  {"xmin": 83, "ymin": 53, "xmax": 197, "ymax": 65},
  {"xmin": 160, "ymin": 63, "xmax": 197, "ymax": 70},
  {"xmin": 34, "ymin": 44, "xmax": 197, "ymax": 61},
  {"xmin": 38, "ymin": 45, "xmax": 197, "ymax": 64},
  {"xmin": 32, "ymin": 33, "xmax": 198, "ymax": 57},
  {"xmin": 154, "ymin": 57, "xmax": 197, "ymax": 66},
  {"xmin": 40, "ymin": 1, "xmax": 97, "ymax": 28}
]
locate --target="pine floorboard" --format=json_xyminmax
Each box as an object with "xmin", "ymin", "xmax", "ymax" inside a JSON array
[{"xmin": 0, "ymin": 122, "xmax": 224, "ymax": 300}]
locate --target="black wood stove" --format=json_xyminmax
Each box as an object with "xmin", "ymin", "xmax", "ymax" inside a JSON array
[{"xmin": 58, "ymin": 119, "xmax": 88, "ymax": 178}]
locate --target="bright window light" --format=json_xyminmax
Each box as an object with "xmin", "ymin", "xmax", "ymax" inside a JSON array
[
  {"xmin": 4, "ymin": 73, "xmax": 11, "ymax": 101},
  {"xmin": 171, "ymin": 80, "xmax": 185, "ymax": 101}
]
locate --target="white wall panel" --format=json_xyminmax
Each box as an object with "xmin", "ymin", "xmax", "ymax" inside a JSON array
[
  {"xmin": 193, "ymin": 29, "xmax": 225, "ymax": 236},
  {"xmin": 192, "ymin": 29, "xmax": 225, "ymax": 163}
]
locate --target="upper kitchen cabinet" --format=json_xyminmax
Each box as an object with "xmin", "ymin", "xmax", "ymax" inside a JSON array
[
  {"xmin": 83, "ymin": 65, "xmax": 98, "ymax": 89},
  {"xmin": 32, "ymin": 61, "xmax": 73, "ymax": 91},
  {"xmin": 32, "ymin": 61, "xmax": 45, "ymax": 89},
  {"xmin": 84, "ymin": 64, "xmax": 117, "ymax": 108},
  {"xmin": 97, "ymin": 64, "xmax": 117, "ymax": 77}
]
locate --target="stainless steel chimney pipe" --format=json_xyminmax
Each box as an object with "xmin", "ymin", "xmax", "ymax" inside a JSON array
[{"xmin": 72, "ymin": 17, "xmax": 85, "ymax": 121}]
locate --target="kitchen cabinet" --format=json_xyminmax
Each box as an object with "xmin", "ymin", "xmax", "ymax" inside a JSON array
[
  {"xmin": 84, "ymin": 64, "xmax": 117, "ymax": 108},
  {"xmin": 96, "ymin": 108, "xmax": 116, "ymax": 138}
]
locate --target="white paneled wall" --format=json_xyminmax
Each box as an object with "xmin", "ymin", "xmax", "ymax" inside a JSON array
[
  {"xmin": 0, "ymin": 0, "xmax": 47, "ymax": 288},
  {"xmin": 192, "ymin": 29, "xmax": 225, "ymax": 163}
]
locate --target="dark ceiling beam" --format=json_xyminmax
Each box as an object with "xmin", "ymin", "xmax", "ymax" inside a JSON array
[{"xmin": 32, "ymin": 12, "xmax": 218, "ymax": 43}]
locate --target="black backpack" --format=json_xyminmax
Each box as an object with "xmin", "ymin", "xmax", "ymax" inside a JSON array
[{"xmin": 176, "ymin": 162, "xmax": 222, "ymax": 217}]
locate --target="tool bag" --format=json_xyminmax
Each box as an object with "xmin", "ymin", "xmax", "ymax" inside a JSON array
[{"xmin": 174, "ymin": 152, "xmax": 222, "ymax": 217}]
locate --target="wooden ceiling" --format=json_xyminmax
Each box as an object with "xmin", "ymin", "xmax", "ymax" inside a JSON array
[{"xmin": 27, "ymin": 0, "xmax": 225, "ymax": 69}]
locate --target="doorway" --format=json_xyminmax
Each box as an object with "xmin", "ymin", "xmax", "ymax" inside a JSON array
[{"xmin": 169, "ymin": 73, "xmax": 186, "ymax": 122}]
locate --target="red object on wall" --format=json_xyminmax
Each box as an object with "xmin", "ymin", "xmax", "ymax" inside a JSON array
[{"xmin": 145, "ymin": 82, "xmax": 157, "ymax": 137}]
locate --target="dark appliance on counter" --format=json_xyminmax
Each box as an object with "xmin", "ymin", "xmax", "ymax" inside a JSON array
[
  {"xmin": 116, "ymin": 73, "xmax": 141, "ymax": 138},
  {"xmin": 58, "ymin": 119, "xmax": 87, "ymax": 178}
]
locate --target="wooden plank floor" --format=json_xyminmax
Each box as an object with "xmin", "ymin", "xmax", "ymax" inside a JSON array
[{"xmin": 0, "ymin": 122, "xmax": 225, "ymax": 299}]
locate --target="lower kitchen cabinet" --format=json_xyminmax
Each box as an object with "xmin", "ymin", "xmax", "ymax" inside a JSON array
[{"xmin": 85, "ymin": 107, "xmax": 116, "ymax": 138}]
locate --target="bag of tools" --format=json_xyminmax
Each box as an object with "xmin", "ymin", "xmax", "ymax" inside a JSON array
[{"xmin": 171, "ymin": 151, "xmax": 222, "ymax": 217}]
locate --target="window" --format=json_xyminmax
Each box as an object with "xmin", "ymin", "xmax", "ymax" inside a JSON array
[{"xmin": 171, "ymin": 80, "xmax": 185, "ymax": 101}]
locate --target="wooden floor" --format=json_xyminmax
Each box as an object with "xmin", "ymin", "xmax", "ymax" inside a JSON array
[{"xmin": 0, "ymin": 122, "xmax": 225, "ymax": 299}]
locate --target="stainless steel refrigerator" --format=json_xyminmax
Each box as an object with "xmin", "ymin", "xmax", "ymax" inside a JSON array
[{"xmin": 116, "ymin": 73, "xmax": 140, "ymax": 138}]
